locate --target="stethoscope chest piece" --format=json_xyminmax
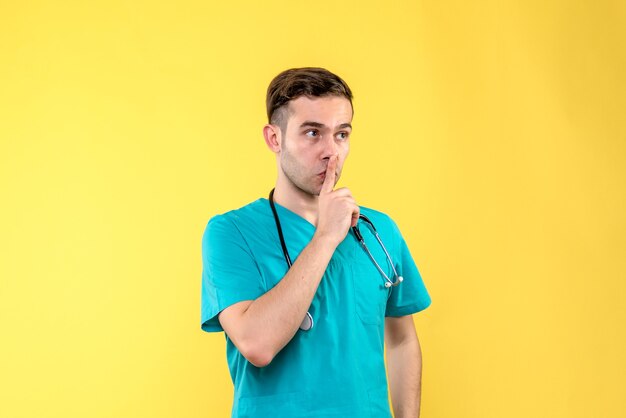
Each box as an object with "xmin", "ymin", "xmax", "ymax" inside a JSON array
[{"xmin": 300, "ymin": 312, "xmax": 314, "ymax": 331}]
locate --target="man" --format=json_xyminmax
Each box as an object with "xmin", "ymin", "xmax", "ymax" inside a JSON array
[{"xmin": 201, "ymin": 67, "xmax": 431, "ymax": 418}]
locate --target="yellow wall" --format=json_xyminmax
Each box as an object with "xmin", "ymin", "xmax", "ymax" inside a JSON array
[{"xmin": 1, "ymin": 1, "xmax": 625, "ymax": 417}]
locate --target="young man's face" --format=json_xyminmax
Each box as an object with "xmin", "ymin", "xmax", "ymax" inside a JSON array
[{"xmin": 278, "ymin": 95, "xmax": 353, "ymax": 196}]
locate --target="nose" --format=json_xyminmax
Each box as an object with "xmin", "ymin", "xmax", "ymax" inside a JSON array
[{"xmin": 320, "ymin": 135, "xmax": 338, "ymax": 161}]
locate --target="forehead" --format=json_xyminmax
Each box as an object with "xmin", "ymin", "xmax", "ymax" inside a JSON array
[{"xmin": 286, "ymin": 96, "xmax": 353, "ymax": 126}]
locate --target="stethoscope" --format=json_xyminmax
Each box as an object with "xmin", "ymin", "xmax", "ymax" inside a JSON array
[{"xmin": 268, "ymin": 189, "xmax": 403, "ymax": 331}]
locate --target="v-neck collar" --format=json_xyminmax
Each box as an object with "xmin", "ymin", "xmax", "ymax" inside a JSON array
[{"xmin": 261, "ymin": 197, "xmax": 316, "ymax": 230}]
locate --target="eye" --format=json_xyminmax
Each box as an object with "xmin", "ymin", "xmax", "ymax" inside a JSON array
[
  {"xmin": 305, "ymin": 130, "xmax": 319, "ymax": 138},
  {"xmin": 336, "ymin": 131, "xmax": 350, "ymax": 141}
]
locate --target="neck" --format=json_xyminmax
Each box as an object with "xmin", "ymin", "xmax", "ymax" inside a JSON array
[{"xmin": 271, "ymin": 177, "xmax": 319, "ymax": 226}]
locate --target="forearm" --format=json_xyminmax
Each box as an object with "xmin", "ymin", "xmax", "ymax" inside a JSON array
[
  {"xmin": 386, "ymin": 321, "xmax": 422, "ymax": 418},
  {"xmin": 226, "ymin": 232, "xmax": 337, "ymax": 365},
  {"xmin": 221, "ymin": 156, "xmax": 359, "ymax": 366}
]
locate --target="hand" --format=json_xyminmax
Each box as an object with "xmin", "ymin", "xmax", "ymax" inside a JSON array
[{"xmin": 315, "ymin": 155, "xmax": 360, "ymax": 246}]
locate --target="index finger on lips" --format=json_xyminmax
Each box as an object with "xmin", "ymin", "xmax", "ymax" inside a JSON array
[{"xmin": 321, "ymin": 155, "xmax": 337, "ymax": 194}]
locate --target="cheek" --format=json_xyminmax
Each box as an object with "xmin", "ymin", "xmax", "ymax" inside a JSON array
[
  {"xmin": 337, "ymin": 156, "xmax": 348, "ymax": 172},
  {"xmin": 340, "ymin": 146, "xmax": 350, "ymax": 162}
]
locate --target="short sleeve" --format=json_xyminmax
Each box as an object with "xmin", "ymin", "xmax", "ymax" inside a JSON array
[
  {"xmin": 385, "ymin": 219, "xmax": 431, "ymax": 317},
  {"xmin": 200, "ymin": 215, "xmax": 266, "ymax": 332}
]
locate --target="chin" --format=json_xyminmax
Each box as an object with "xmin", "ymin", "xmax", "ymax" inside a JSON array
[
  {"xmin": 287, "ymin": 175, "xmax": 324, "ymax": 197},
  {"xmin": 296, "ymin": 184, "xmax": 322, "ymax": 197}
]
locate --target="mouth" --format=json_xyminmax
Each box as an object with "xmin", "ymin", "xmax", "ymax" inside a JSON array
[{"xmin": 317, "ymin": 170, "xmax": 338, "ymax": 181}]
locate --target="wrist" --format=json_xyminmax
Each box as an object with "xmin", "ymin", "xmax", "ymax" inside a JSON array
[{"xmin": 311, "ymin": 230, "xmax": 341, "ymax": 251}]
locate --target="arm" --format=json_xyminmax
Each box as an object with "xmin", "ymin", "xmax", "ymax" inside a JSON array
[
  {"xmin": 385, "ymin": 315, "xmax": 423, "ymax": 418},
  {"xmin": 218, "ymin": 233, "xmax": 335, "ymax": 367},
  {"xmin": 218, "ymin": 156, "xmax": 359, "ymax": 367}
]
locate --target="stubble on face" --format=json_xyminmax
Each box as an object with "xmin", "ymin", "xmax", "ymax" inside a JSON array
[
  {"xmin": 276, "ymin": 96, "xmax": 351, "ymax": 198},
  {"xmin": 280, "ymin": 139, "xmax": 336, "ymax": 197}
]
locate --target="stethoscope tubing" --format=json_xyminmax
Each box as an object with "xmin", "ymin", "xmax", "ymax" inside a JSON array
[
  {"xmin": 268, "ymin": 189, "xmax": 402, "ymax": 331},
  {"xmin": 269, "ymin": 189, "xmax": 313, "ymax": 331},
  {"xmin": 269, "ymin": 189, "xmax": 292, "ymax": 268},
  {"xmin": 351, "ymin": 215, "xmax": 403, "ymax": 288}
]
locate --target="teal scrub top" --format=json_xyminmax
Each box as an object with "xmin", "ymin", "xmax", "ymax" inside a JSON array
[{"xmin": 201, "ymin": 198, "xmax": 431, "ymax": 418}]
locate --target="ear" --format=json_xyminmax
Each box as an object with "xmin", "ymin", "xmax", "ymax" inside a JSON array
[{"xmin": 263, "ymin": 124, "xmax": 282, "ymax": 153}]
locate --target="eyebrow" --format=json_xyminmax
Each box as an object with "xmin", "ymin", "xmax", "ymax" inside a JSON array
[
  {"xmin": 299, "ymin": 121, "xmax": 353, "ymax": 130},
  {"xmin": 337, "ymin": 123, "xmax": 352, "ymax": 130}
]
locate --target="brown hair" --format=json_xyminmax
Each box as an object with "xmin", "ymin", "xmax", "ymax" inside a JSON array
[{"xmin": 266, "ymin": 67, "xmax": 353, "ymax": 130}]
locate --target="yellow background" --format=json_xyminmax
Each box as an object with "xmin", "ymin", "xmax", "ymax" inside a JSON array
[{"xmin": 1, "ymin": 1, "xmax": 625, "ymax": 417}]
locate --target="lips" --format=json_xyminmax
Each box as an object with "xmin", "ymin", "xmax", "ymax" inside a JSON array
[{"xmin": 317, "ymin": 167, "xmax": 337, "ymax": 180}]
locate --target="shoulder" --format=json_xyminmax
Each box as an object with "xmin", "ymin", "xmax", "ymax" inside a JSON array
[
  {"xmin": 203, "ymin": 198, "xmax": 268, "ymax": 239},
  {"xmin": 206, "ymin": 198, "xmax": 267, "ymax": 226},
  {"xmin": 358, "ymin": 205, "xmax": 392, "ymax": 220},
  {"xmin": 358, "ymin": 205, "xmax": 400, "ymax": 234}
]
